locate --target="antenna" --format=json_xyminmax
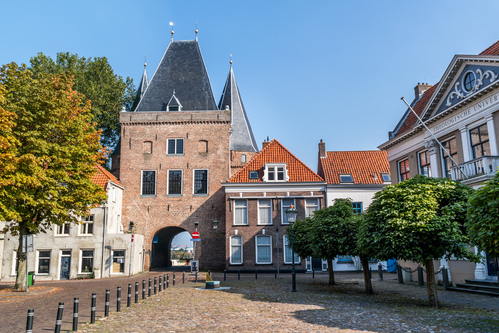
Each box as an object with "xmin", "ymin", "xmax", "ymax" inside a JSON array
[
  {"xmin": 170, "ymin": 22, "xmax": 175, "ymax": 42},
  {"xmin": 195, "ymin": 21, "xmax": 198, "ymax": 41}
]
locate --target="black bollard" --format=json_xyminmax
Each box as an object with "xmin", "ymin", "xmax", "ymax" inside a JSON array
[
  {"xmin": 209, "ymin": 270, "xmax": 211, "ymax": 276},
  {"xmin": 163, "ymin": 274, "xmax": 166, "ymax": 289},
  {"xmin": 183, "ymin": 271, "xmax": 185, "ymax": 284},
  {"xmin": 195, "ymin": 272, "xmax": 198, "ymax": 283},
  {"xmin": 167, "ymin": 274, "xmax": 170, "ymax": 288},
  {"xmin": 148, "ymin": 278, "xmax": 151, "ymax": 297},
  {"xmin": 72, "ymin": 298, "xmax": 79, "ymax": 331},
  {"xmin": 442, "ymin": 267, "xmax": 450, "ymax": 290},
  {"xmin": 378, "ymin": 263, "xmax": 383, "ymax": 281},
  {"xmin": 135, "ymin": 282, "xmax": 139, "ymax": 303},
  {"xmin": 142, "ymin": 280, "xmax": 146, "ymax": 299},
  {"xmin": 173, "ymin": 272, "xmax": 176, "ymax": 286},
  {"xmin": 26, "ymin": 309, "xmax": 34, "ymax": 333},
  {"xmin": 224, "ymin": 269, "xmax": 227, "ymax": 281},
  {"xmin": 127, "ymin": 284, "xmax": 132, "ymax": 307},
  {"xmin": 275, "ymin": 269, "xmax": 277, "ymax": 279},
  {"xmin": 91, "ymin": 293, "xmax": 96, "ymax": 323},
  {"xmin": 255, "ymin": 268, "xmax": 258, "ymax": 280},
  {"xmin": 312, "ymin": 269, "xmax": 315, "ymax": 279},
  {"xmin": 154, "ymin": 277, "xmax": 157, "ymax": 294},
  {"xmin": 117, "ymin": 286, "xmax": 121, "ymax": 312},
  {"xmin": 105, "ymin": 289, "xmax": 110, "ymax": 316},
  {"xmin": 418, "ymin": 266, "xmax": 424, "ymax": 286},
  {"xmin": 369, "ymin": 267, "xmax": 372, "ymax": 279},
  {"xmin": 159, "ymin": 276, "xmax": 162, "ymax": 292},
  {"xmin": 54, "ymin": 302, "xmax": 64, "ymax": 333},
  {"xmin": 238, "ymin": 269, "xmax": 240, "ymax": 280},
  {"xmin": 397, "ymin": 265, "xmax": 404, "ymax": 284}
]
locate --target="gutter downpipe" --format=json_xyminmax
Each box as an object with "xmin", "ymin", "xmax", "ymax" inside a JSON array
[{"xmin": 101, "ymin": 201, "xmax": 107, "ymax": 276}]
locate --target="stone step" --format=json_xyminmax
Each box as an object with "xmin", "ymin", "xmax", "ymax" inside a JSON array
[
  {"xmin": 455, "ymin": 283, "xmax": 499, "ymax": 292},
  {"xmin": 446, "ymin": 286, "xmax": 499, "ymax": 297},
  {"xmin": 464, "ymin": 279, "xmax": 499, "ymax": 287}
]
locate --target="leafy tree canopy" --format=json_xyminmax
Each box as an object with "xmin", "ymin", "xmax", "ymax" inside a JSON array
[
  {"xmin": 29, "ymin": 52, "xmax": 135, "ymax": 150},
  {"xmin": 0, "ymin": 63, "xmax": 107, "ymax": 290},
  {"xmin": 467, "ymin": 169, "xmax": 499, "ymax": 258}
]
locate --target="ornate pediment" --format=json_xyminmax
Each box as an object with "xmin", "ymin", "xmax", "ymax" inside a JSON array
[{"xmin": 435, "ymin": 64, "xmax": 499, "ymax": 115}]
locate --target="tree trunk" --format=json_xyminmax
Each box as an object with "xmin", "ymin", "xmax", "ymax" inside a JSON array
[
  {"xmin": 14, "ymin": 224, "xmax": 27, "ymax": 292},
  {"xmin": 425, "ymin": 259, "xmax": 439, "ymax": 307},
  {"xmin": 361, "ymin": 258, "xmax": 373, "ymax": 294},
  {"xmin": 327, "ymin": 258, "xmax": 335, "ymax": 285}
]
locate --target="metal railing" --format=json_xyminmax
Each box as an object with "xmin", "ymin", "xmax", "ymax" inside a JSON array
[{"xmin": 450, "ymin": 156, "xmax": 499, "ymax": 181}]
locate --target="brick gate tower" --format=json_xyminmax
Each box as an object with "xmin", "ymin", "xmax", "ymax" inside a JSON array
[{"xmin": 113, "ymin": 33, "xmax": 258, "ymax": 270}]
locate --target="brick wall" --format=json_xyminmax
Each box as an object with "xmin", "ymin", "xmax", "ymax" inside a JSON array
[
  {"xmin": 120, "ymin": 111, "xmax": 231, "ymax": 270},
  {"xmin": 224, "ymin": 190, "xmax": 325, "ymax": 270}
]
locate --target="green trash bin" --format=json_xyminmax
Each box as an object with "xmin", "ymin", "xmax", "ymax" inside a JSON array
[{"xmin": 28, "ymin": 271, "xmax": 35, "ymax": 286}]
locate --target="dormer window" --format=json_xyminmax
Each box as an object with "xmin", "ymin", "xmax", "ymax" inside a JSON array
[
  {"xmin": 167, "ymin": 91, "xmax": 182, "ymax": 112},
  {"xmin": 381, "ymin": 173, "xmax": 391, "ymax": 182},
  {"xmin": 263, "ymin": 163, "xmax": 289, "ymax": 182},
  {"xmin": 339, "ymin": 174, "xmax": 354, "ymax": 183}
]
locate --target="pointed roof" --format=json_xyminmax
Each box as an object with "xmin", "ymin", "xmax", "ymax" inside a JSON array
[
  {"xmin": 135, "ymin": 40, "xmax": 218, "ymax": 111},
  {"xmin": 131, "ymin": 64, "xmax": 149, "ymax": 112},
  {"xmin": 167, "ymin": 91, "xmax": 182, "ymax": 108},
  {"xmin": 219, "ymin": 65, "xmax": 258, "ymax": 152},
  {"xmin": 319, "ymin": 150, "xmax": 390, "ymax": 185},
  {"xmin": 92, "ymin": 165, "xmax": 123, "ymax": 190},
  {"xmin": 227, "ymin": 139, "xmax": 323, "ymax": 183}
]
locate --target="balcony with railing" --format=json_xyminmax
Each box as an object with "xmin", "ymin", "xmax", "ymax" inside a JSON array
[{"xmin": 450, "ymin": 156, "xmax": 499, "ymax": 184}]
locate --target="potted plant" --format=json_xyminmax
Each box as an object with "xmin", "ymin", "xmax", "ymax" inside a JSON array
[{"xmin": 93, "ymin": 267, "xmax": 101, "ymax": 279}]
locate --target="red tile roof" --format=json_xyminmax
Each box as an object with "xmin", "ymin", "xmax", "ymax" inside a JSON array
[
  {"xmin": 227, "ymin": 139, "xmax": 324, "ymax": 183},
  {"xmin": 92, "ymin": 165, "xmax": 123, "ymax": 190},
  {"xmin": 480, "ymin": 40, "xmax": 499, "ymax": 55},
  {"xmin": 319, "ymin": 150, "xmax": 390, "ymax": 185},
  {"xmin": 395, "ymin": 84, "xmax": 437, "ymax": 137}
]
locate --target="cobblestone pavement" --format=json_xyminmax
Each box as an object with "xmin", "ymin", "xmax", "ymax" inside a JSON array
[{"xmin": 1, "ymin": 271, "xmax": 498, "ymax": 332}]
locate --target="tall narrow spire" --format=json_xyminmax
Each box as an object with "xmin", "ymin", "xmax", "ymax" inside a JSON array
[
  {"xmin": 130, "ymin": 61, "xmax": 149, "ymax": 111},
  {"xmin": 219, "ymin": 62, "xmax": 258, "ymax": 153}
]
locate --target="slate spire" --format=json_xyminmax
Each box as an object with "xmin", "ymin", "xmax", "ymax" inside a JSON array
[
  {"xmin": 131, "ymin": 63, "xmax": 149, "ymax": 111},
  {"xmin": 135, "ymin": 40, "xmax": 218, "ymax": 111},
  {"xmin": 219, "ymin": 63, "xmax": 258, "ymax": 153}
]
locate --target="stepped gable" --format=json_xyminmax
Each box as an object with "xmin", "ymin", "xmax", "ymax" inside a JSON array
[
  {"xmin": 219, "ymin": 65, "xmax": 258, "ymax": 153},
  {"xmin": 131, "ymin": 64, "xmax": 149, "ymax": 111},
  {"xmin": 228, "ymin": 139, "xmax": 323, "ymax": 183},
  {"xmin": 135, "ymin": 40, "xmax": 218, "ymax": 111},
  {"xmin": 319, "ymin": 150, "xmax": 389, "ymax": 185},
  {"xmin": 92, "ymin": 165, "xmax": 123, "ymax": 189}
]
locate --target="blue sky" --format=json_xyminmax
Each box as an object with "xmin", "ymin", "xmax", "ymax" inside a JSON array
[{"xmin": 2, "ymin": 1, "xmax": 499, "ymax": 245}]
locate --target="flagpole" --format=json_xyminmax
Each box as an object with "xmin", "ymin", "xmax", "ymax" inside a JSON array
[{"xmin": 401, "ymin": 97, "xmax": 466, "ymax": 179}]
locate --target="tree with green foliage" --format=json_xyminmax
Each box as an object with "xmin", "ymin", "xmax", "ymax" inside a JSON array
[
  {"xmin": 467, "ymin": 169, "xmax": 499, "ymax": 260},
  {"xmin": 29, "ymin": 52, "xmax": 135, "ymax": 150},
  {"xmin": 291, "ymin": 199, "xmax": 361, "ymax": 287},
  {"xmin": 360, "ymin": 175, "xmax": 479, "ymax": 307},
  {"xmin": 0, "ymin": 63, "xmax": 107, "ymax": 291}
]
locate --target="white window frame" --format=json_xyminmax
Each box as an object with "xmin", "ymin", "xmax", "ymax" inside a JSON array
[
  {"xmin": 255, "ymin": 235, "xmax": 272, "ymax": 264},
  {"xmin": 167, "ymin": 138, "xmax": 184, "ymax": 156},
  {"xmin": 258, "ymin": 199, "xmax": 272, "ymax": 225},
  {"xmin": 79, "ymin": 215, "xmax": 94, "ymax": 236},
  {"xmin": 241, "ymin": 154, "xmax": 246, "ymax": 163},
  {"xmin": 54, "ymin": 223, "xmax": 70, "ymax": 236},
  {"xmin": 79, "ymin": 249, "xmax": 94, "ymax": 274},
  {"xmin": 418, "ymin": 149, "xmax": 432, "ymax": 177},
  {"xmin": 141, "ymin": 170, "xmax": 157, "ymax": 196},
  {"xmin": 36, "ymin": 250, "xmax": 51, "ymax": 275},
  {"xmin": 112, "ymin": 186, "xmax": 116, "ymax": 202},
  {"xmin": 11, "ymin": 251, "xmax": 17, "ymax": 276},
  {"xmin": 305, "ymin": 198, "xmax": 319, "ymax": 218},
  {"xmin": 440, "ymin": 136, "xmax": 457, "ymax": 178},
  {"xmin": 281, "ymin": 198, "xmax": 296, "ymax": 225},
  {"xmin": 381, "ymin": 173, "xmax": 391, "ymax": 182},
  {"xmin": 167, "ymin": 169, "xmax": 183, "ymax": 196},
  {"xmin": 283, "ymin": 235, "xmax": 301, "ymax": 264},
  {"xmin": 263, "ymin": 163, "xmax": 289, "ymax": 182},
  {"xmin": 229, "ymin": 235, "xmax": 243, "ymax": 265},
  {"xmin": 233, "ymin": 199, "xmax": 248, "ymax": 225},
  {"xmin": 249, "ymin": 170, "xmax": 259, "ymax": 179},
  {"xmin": 111, "ymin": 249, "xmax": 126, "ymax": 274},
  {"xmin": 398, "ymin": 158, "xmax": 410, "ymax": 182},
  {"xmin": 193, "ymin": 169, "xmax": 209, "ymax": 195}
]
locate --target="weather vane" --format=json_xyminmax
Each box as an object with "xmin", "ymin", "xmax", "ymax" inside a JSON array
[
  {"xmin": 170, "ymin": 22, "xmax": 175, "ymax": 41},
  {"xmin": 195, "ymin": 21, "xmax": 198, "ymax": 41}
]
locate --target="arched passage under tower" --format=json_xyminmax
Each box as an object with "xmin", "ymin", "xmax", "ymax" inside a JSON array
[{"xmin": 151, "ymin": 226, "xmax": 191, "ymax": 269}]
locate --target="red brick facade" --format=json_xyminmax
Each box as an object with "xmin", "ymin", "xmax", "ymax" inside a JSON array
[{"xmin": 119, "ymin": 111, "xmax": 231, "ymax": 270}]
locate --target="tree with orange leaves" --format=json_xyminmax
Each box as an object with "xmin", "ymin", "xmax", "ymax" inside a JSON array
[{"xmin": 0, "ymin": 63, "xmax": 107, "ymax": 291}]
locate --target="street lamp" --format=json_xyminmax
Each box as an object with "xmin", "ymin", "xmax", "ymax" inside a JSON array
[{"xmin": 285, "ymin": 205, "xmax": 298, "ymax": 292}]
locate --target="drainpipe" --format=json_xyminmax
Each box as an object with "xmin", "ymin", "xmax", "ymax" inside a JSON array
[{"xmin": 101, "ymin": 201, "xmax": 107, "ymax": 276}]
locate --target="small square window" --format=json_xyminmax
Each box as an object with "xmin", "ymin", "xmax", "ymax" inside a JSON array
[
  {"xmin": 381, "ymin": 173, "xmax": 391, "ymax": 182},
  {"xmin": 167, "ymin": 139, "xmax": 184, "ymax": 155},
  {"xmin": 249, "ymin": 170, "xmax": 259, "ymax": 179},
  {"xmin": 339, "ymin": 174, "xmax": 353, "ymax": 183}
]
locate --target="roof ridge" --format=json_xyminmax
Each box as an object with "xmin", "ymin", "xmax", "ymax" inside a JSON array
[
  {"xmin": 272, "ymin": 139, "xmax": 323, "ymax": 181},
  {"xmin": 95, "ymin": 165, "xmax": 123, "ymax": 187}
]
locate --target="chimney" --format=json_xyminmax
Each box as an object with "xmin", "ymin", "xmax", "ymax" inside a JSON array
[
  {"xmin": 318, "ymin": 139, "xmax": 326, "ymax": 158},
  {"xmin": 262, "ymin": 136, "xmax": 270, "ymax": 149},
  {"xmin": 414, "ymin": 82, "xmax": 432, "ymax": 100}
]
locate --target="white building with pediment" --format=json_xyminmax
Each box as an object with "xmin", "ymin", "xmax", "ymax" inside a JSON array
[{"xmin": 379, "ymin": 40, "xmax": 499, "ymax": 285}]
